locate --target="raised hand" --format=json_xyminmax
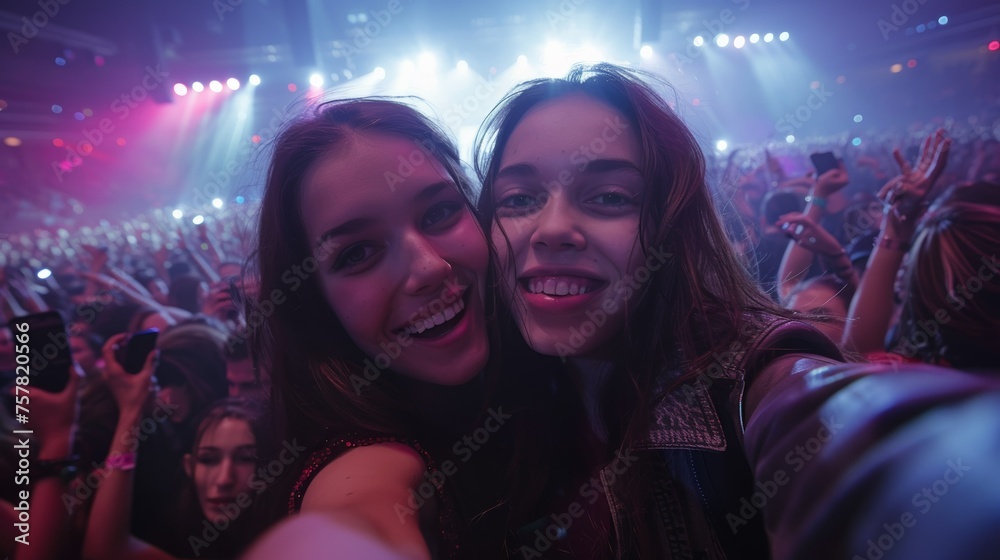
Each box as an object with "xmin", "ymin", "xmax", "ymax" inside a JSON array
[
  {"xmin": 776, "ymin": 212, "xmax": 844, "ymax": 257},
  {"xmin": 878, "ymin": 129, "xmax": 951, "ymax": 231}
]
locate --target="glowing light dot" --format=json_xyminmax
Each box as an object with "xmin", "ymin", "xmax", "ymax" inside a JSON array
[
  {"xmin": 287, "ymin": 83, "xmax": 297, "ymax": 92},
  {"xmin": 749, "ymin": 33, "xmax": 760, "ymax": 44},
  {"xmin": 4, "ymin": 137, "xmax": 22, "ymax": 147},
  {"xmin": 52, "ymin": 104, "xmax": 62, "ymax": 113},
  {"xmin": 764, "ymin": 33, "xmax": 774, "ymax": 43},
  {"xmin": 251, "ymin": 135, "xmax": 261, "ymax": 143},
  {"xmin": 309, "ymin": 73, "xmax": 323, "ymax": 87},
  {"xmin": 235, "ymin": 196, "xmax": 245, "ymax": 204},
  {"xmin": 853, "ymin": 114, "xmax": 863, "ymax": 123},
  {"xmin": 456, "ymin": 60, "xmax": 469, "ymax": 72},
  {"xmin": 116, "ymin": 138, "xmax": 126, "ymax": 146},
  {"xmin": 227, "ymin": 78, "xmax": 240, "ymax": 90},
  {"xmin": 192, "ymin": 81, "xmax": 205, "ymax": 92},
  {"xmin": 209, "ymin": 80, "xmax": 223, "ymax": 92},
  {"xmin": 989, "ymin": 41, "xmax": 999, "ymax": 52},
  {"xmin": 172, "ymin": 209, "xmax": 183, "ymax": 219},
  {"xmin": 173, "ymin": 83, "xmax": 188, "ymax": 96},
  {"xmin": 938, "ymin": 16, "xmax": 948, "ymax": 25},
  {"xmin": 693, "ymin": 36, "xmax": 705, "ymax": 47},
  {"xmin": 836, "ymin": 75, "xmax": 847, "ymax": 84},
  {"xmin": 786, "ymin": 135, "xmax": 795, "ymax": 143},
  {"xmin": 716, "ymin": 34, "xmax": 730, "ymax": 47},
  {"xmin": 907, "ymin": 59, "xmax": 917, "ymax": 68},
  {"xmin": 37, "ymin": 269, "xmax": 52, "ymax": 280},
  {"xmin": 516, "ymin": 55, "xmax": 528, "ymax": 65},
  {"xmin": 852, "ymin": 137, "xmax": 862, "ymax": 146},
  {"xmin": 639, "ymin": 45, "xmax": 654, "ymax": 59},
  {"xmin": 55, "ymin": 57, "xmax": 66, "ymax": 66},
  {"xmin": 74, "ymin": 112, "xmax": 85, "ymax": 121},
  {"xmin": 373, "ymin": 66, "xmax": 386, "ymax": 79},
  {"xmin": 249, "ymin": 74, "xmax": 261, "ymax": 85},
  {"xmin": 890, "ymin": 63, "xmax": 903, "ymax": 73},
  {"xmin": 192, "ymin": 215, "xmax": 205, "ymax": 225},
  {"xmin": 715, "ymin": 140, "xmax": 728, "ymax": 152},
  {"xmin": 733, "ymin": 36, "xmax": 746, "ymax": 49},
  {"xmin": 779, "ymin": 32, "xmax": 790, "ymax": 41},
  {"xmin": 212, "ymin": 198, "xmax": 223, "ymax": 209},
  {"xmin": 53, "ymin": 138, "xmax": 64, "ymax": 147},
  {"xmin": 692, "ymin": 98, "xmax": 701, "ymax": 106},
  {"xmin": 916, "ymin": 24, "xmax": 926, "ymax": 33}
]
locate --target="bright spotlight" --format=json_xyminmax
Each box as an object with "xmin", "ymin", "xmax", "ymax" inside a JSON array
[
  {"xmin": 172, "ymin": 209, "xmax": 183, "ymax": 220},
  {"xmin": 516, "ymin": 55, "xmax": 528, "ymax": 66},
  {"xmin": 715, "ymin": 34, "xmax": 730, "ymax": 47},
  {"xmin": 785, "ymin": 134, "xmax": 795, "ymax": 143},
  {"xmin": 309, "ymin": 73, "xmax": 324, "ymax": 87},
  {"xmin": 226, "ymin": 78, "xmax": 240, "ymax": 90},
  {"xmin": 37, "ymin": 268, "xmax": 52, "ymax": 280},
  {"xmin": 938, "ymin": 15, "xmax": 948, "ymax": 25},
  {"xmin": 693, "ymin": 35, "xmax": 705, "ymax": 47},
  {"xmin": 639, "ymin": 45, "xmax": 654, "ymax": 59},
  {"xmin": 373, "ymin": 66, "xmax": 386, "ymax": 80},
  {"xmin": 248, "ymin": 74, "xmax": 261, "ymax": 86},
  {"xmin": 456, "ymin": 60, "xmax": 469, "ymax": 72},
  {"xmin": 852, "ymin": 137, "xmax": 862, "ymax": 146},
  {"xmin": 192, "ymin": 81, "xmax": 205, "ymax": 92},
  {"xmin": 212, "ymin": 198, "xmax": 223, "ymax": 209},
  {"xmin": 733, "ymin": 36, "xmax": 746, "ymax": 49},
  {"xmin": 173, "ymin": 83, "xmax": 188, "ymax": 96},
  {"xmin": 192, "ymin": 215, "xmax": 205, "ymax": 225},
  {"xmin": 715, "ymin": 139, "xmax": 729, "ymax": 152},
  {"xmin": 401, "ymin": 59, "xmax": 416, "ymax": 75},
  {"xmin": 209, "ymin": 80, "xmax": 223, "ymax": 92},
  {"xmin": 418, "ymin": 52, "xmax": 436, "ymax": 69},
  {"xmin": 764, "ymin": 33, "xmax": 774, "ymax": 42},
  {"xmin": 853, "ymin": 114, "xmax": 863, "ymax": 123},
  {"xmin": 749, "ymin": 33, "xmax": 760, "ymax": 44},
  {"xmin": 779, "ymin": 31, "xmax": 790, "ymax": 41}
]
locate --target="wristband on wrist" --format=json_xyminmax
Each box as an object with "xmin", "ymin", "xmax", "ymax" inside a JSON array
[
  {"xmin": 804, "ymin": 195, "xmax": 828, "ymax": 209},
  {"xmin": 36, "ymin": 454, "xmax": 81, "ymax": 483},
  {"xmin": 105, "ymin": 452, "xmax": 137, "ymax": 472},
  {"xmin": 876, "ymin": 235, "xmax": 911, "ymax": 252}
]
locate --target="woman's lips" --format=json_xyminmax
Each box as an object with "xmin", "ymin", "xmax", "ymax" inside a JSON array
[{"xmin": 517, "ymin": 276, "xmax": 608, "ymax": 314}]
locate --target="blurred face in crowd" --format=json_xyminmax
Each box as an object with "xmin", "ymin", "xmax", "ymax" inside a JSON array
[
  {"xmin": 299, "ymin": 132, "xmax": 489, "ymax": 385},
  {"xmin": 185, "ymin": 417, "xmax": 257, "ymax": 523},
  {"xmin": 226, "ymin": 358, "xmax": 268, "ymax": 401},
  {"xmin": 491, "ymin": 94, "xmax": 646, "ymax": 359},
  {"xmin": 786, "ymin": 283, "xmax": 849, "ymax": 341}
]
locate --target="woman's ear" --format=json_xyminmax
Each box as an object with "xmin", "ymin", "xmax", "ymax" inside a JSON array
[{"xmin": 183, "ymin": 453, "xmax": 195, "ymax": 478}]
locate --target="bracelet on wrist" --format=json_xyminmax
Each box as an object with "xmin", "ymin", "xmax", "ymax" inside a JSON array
[
  {"xmin": 804, "ymin": 195, "xmax": 828, "ymax": 209},
  {"xmin": 36, "ymin": 454, "xmax": 81, "ymax": 483},
  {"xmin": 876, "ymin": 235, "xmax": 911, "ymax": 252},
  {"xmin": 105, "ymin": 452, "xmax": 137, "ymax": 472}
]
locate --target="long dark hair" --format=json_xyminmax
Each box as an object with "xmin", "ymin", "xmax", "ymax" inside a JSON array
[
  {"xmin": 249, "ymin": 98, "xmax": 481, "ymax": 450},
  {"xmin": 475, "ymin": 63, "xmax": 794, "ymax": 556}
]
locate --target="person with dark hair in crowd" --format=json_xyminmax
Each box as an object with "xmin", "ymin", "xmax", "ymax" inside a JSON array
[{"xmin": 223, "ymin": 334, "xmax": 269, "ymax": 402}]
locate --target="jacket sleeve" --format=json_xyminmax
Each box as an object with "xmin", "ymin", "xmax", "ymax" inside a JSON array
[{"xmin": 744, "ymin": 361, "xmax": 1000, "ymax": 559}]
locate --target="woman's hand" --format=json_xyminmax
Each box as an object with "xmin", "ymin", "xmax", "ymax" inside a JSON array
[
  {"xmin": 878, "ymin": 129, "xmax": 951, "ymax": 236},
  {"xmin": 812, "ymin": 165, "xmax": 850, "ymax": 198},
  {"xmin": 776, "ymin": 212, "xmax": 844, "ymax": 257},
  {"xmin": 27, "ymin": 363, "xmax": 83, "ymax": 460},
  {"xmin": 101, "ymin": 333, "xmax": 159, "ymax": 419}
]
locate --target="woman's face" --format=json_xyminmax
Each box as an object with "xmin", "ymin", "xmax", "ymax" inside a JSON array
[
  {"xmin": 786, "ymin": 284, "xmax": 849, "ymax": 342},
  {"xmin": 186, "ymin": 418, "xmax": 256, "ymax": 523},
  {"xmin": 491, "ymin": 94, "xmax": 646, "ymax": 359},
  {"xmin": 299, "ymin": 132, "xmax": 489, "ymax": 385}
]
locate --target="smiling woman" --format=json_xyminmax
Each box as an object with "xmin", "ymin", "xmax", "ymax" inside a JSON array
[{"xmin": 246, "ymin": 99, "xmax": 492, "ymax": 559}]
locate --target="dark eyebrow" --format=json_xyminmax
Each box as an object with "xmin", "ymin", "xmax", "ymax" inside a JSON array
[
  {"xmin": 582, "ymin": 158, "xmax": 643, "ymax": 175},
  {"xmin": 495, "ymin": 163, "xmax": 537, "ymax": 182},
  {"xmin": 314, "ymin": 182, "xmax": 454, "ymax": 248}
]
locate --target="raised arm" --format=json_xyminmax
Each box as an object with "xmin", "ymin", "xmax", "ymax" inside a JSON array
[
  {"xmin": 842, "ymin": 130, "xmax": 950, "ymax": 354},
  {"xmin": 776, "ymin": 213, "xmax": 857, "ymax": 295}
]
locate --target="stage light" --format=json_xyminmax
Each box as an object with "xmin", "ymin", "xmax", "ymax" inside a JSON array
[
  {"xmin": 343, "ymin": 69, "xmax": 353, "ymax": 80},
  {"xmin": 785, "ymin": 135, "xmax": 795, "ymax": 143},
  {"xmin": 693, "ymin": 35, "xmax": 705, "ymax": 47},
  {"xmin": 192, "ymin": 81, "xmax": 205, "ymax": 92},
  {"xmin": 287, "ymin": 83, "xmax": 297, "ymax": 92},
  {"xmin": 249, "ymin": 74, "xmax": 261, "ymax": 86},
  {"xmin": 52, "ymin": 104, "xmax": 62, "ymax": 113},
  {"xmin": 733, "ymin": 36, "xmax": 746, "ymax": 49},
  {"xmin": 852, "ymin": 137, "xmax": 862, "ymax": 146},
  {"xmin": 517, "ymin": 55, "xmax": 528, "ymax": 66},
  {"xmin": 236, "ymin": 196, "xmax": 246, "ymax": 204},
  {"xmin": 373, "ymin": 66, "xmax": 386, "ymax": 79},
  {"xmin": 74, "ymin": 112, "xmax": 84, "ymax": 121},
  {"xmin": 764, "ymin": 33, "xmax": 774, "ymax": 42},
  {"xmin": 938, "ymin": 16, "xmax": 948, "ymax": 25},
  {"xmin": 192, "ymin": 215, "xmax": 205, "ymax": 225},
  {"xmin": 916, "ymin": 24, "xmax": 926, "ymax": 33},
  {"xmin": 890, "ymin": 63, "xmax": 903, "ymax": 73},
  {"xmin": 907, "ymin": 59, "xmax": 917, "ymax": 68},
  {"xmin": 749, "ymin": 33, "xmax": 760, "ymax": 44},
  {"xmin": 715, "ymin": 140, "xmax": 728, "ymax": 152},
  {"xmin": 456, "ymin": 60, "xmax": 469, "ymax": 72},
  {"xmin": 853, "ymin": 114, "xmax": 863, "ymax": 123},
  {"xmin": 209, "ymin": 80, "xmax": 223, "ymax": 92},
  {"xmin": 3, "ymin": 137, "xmax": 21, "ymax": 147},
  {"xmin": 53, "ymin": 138, "xmax": 64, "ymax": 147},
  {"xmin": 418, "ymin": 52, "xmax": 436, "ymax": 69},
  {"xmin": 715, "ymin": 34, "xmax": 730, "ymax": 47},
  {"xmin": 309, "ymin": 73, "xmax": 324, "ymax": 87},
  {"xmin": 779, "ymin": 32, "xmax": 790, "ymax": 41},
  {"xmin": 640, "ymin": 45, "xmax": 654, "ymax": 59},
  {"xmin": 227, "ymin": 78, "xmax": 240, "ymax": 90},
  {"xmin": 990, "ymin": 40, "xmax": 1000, "ymax": 51},
  {"xmin": 37, "ymin": 269, "xmax": 52, "ymax": 280},
  {"xmin": 212, "ymin": 198, "xmax": 224, "ymax": 208},
  {"xmin": 173, "ymin": 83, "xmax": 188, "ymax": 96},
  {"xmin": 55, "ymin": 57, "xmax": 66, "ymax": 66},
  {"xmin": 172, "ymin": 209, "xmax": 183, "ymax": 219}
]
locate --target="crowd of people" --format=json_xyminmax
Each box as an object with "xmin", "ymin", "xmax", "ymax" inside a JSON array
[{"xmin": 1, "ymin": 63, "xmax": 999, "ymax": 559}]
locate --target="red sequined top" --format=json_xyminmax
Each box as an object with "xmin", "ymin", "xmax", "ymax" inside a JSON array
[{"xmin": 288, "ymin": 433, "xmax": 461, "ymax": 559}]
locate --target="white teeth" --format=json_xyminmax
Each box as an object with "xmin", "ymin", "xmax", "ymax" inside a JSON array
[
  {"xmin": 402, "ymin": 297, "xmax": 465, "ymax": 336},
  {"xmin": 526, "ymin": 279, "xmax": 593, "ymax": 296}
]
